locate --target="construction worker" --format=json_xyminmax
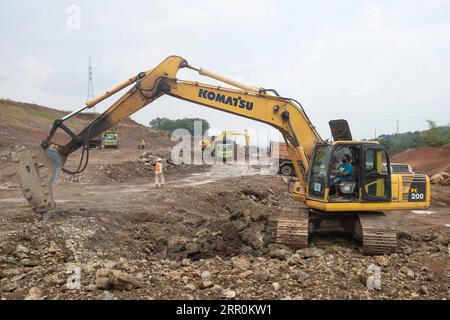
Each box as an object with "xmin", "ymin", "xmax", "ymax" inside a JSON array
[{"xmin": 155, "ymin": 158, "xmax": 165, "ymax": 188}]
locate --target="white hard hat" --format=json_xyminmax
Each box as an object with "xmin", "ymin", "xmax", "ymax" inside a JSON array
[{"xmin": 157, "ymin": 158, "xmax": 162, "ymax": 162}]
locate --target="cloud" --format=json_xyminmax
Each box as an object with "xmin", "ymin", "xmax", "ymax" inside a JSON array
[
  {"xmin": 13, "ymin": 56, "xmax": 55, "ymax": 86},
  {"xmin": 0, "ymin": 56, "xmax": 55, "ymax": 91},
  {"xmin": 1, "ymin": 1, "xmax": 449, "ymax": 139},
  {"xmin": 203, "ymin": 0, "xmax": 276, "ymax": 23},
  {"xmin": 171, "ymin": 8, "xmax": 211, "ymax": 26}
]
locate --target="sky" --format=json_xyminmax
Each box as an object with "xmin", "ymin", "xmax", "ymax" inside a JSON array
[{"xmin": 1, "ymin": 0, "xmax": 449, "ymax": 143}]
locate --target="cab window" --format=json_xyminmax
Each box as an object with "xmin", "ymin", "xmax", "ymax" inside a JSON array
[
  {"xmin": 308, "ymin": 145, "xmax": 333, "ymax": 199},
  {"xmin": 362, "ymin": 147, "xmax": 391, "ymax": 201},
  {"xmin": 365, "ymin": 149, "xmax": 375, "ymax": 173}
]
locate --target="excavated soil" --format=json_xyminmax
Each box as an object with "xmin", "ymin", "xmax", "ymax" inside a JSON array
[
  {"xmin": 0, "ymin": 146, "xmax": 449, "ymax": 300},
  {"xmin": 391, "ymin": 144, "xmax": 450, "ymax": 175}
]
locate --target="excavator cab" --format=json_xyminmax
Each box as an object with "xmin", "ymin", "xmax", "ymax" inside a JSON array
[
  {"xmin": 307, "ymin": 141, "xmax": 392, "ymax": 203},
  {"xmin": 306, "ymin": 119, "xmax": 392, "ymax": 204}
]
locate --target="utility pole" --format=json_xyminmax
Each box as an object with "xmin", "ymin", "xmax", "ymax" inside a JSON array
[
  {"xmin": 396, "ymin": 120, "xmax": 399, "ymax": 134},
  {"xmin": 374, "ymin": 129, "xmax": 377, "ymax": 140},
  {"xmin": 87, "ymin": 56, "xmax": 95, "ymax": 113}
]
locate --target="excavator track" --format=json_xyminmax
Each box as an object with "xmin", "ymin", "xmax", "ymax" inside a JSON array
[
  {"xmin": 275, "ymin": 209, "xmax": 397, "ymax": 255},
  {"xmin": 356, "ymin": 212, "xmax": 397, "ymax": 255},
  {"xmin": 276, "ymin": 207, "xmax": 309, "ymax": 248}
]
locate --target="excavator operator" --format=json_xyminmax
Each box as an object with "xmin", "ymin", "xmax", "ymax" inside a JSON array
[{"xmin": 330, "ymin": 154, "xmax": 353, "ymax": 198}]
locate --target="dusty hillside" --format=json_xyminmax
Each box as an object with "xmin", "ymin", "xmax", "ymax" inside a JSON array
[
  {"xmin": 391, "ymin": 144, "xmax": 450, "ymax": 175},
  {"xmin": 0, "ymin": 99, "xmax": 173, "ymax": 152}
]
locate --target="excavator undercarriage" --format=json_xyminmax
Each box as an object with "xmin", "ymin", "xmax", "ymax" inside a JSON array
[{"xmin": 276, "ymin": 208, "xmax": 397, "ymax": 255}]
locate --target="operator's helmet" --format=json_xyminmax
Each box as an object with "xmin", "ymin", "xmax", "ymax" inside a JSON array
[{"xmin": 157, "ymin": 158, "xmax": 162, "ymax": 162}]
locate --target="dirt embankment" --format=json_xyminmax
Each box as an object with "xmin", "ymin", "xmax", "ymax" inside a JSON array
[
  {"xmin": 391, "ymin": 144, "xmax": 450, "ymax": 175},
  {"xmin": 0, "ymin": 99, "xmax": 172, "ymax": 152}
]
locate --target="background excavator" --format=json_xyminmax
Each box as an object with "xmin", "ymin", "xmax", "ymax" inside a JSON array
[
  {"xmin": 201, "ymin": 129, "xmax": 250, "ymax": 151},
  {"xmin": 14, "ymin": 55, "xmax": 430, "ymax": 255},
  {"xmin": 201, "ymin": 129, "xmax": 250, "ymax": 161}
]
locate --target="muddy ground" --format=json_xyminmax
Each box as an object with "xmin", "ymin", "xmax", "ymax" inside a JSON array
[{"xmin": 0, "ymin": 147, "xmax": 449, "ymax": 300}]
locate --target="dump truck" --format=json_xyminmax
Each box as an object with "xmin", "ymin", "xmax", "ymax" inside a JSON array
[
  {"xmin": 270, "ymin": 141, "xmax": 301, "ymax": 176},
  {"xmin": 102, "ymin": 131, "xmax": 118, "ymax": 148}
]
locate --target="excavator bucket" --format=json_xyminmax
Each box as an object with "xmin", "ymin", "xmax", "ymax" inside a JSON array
[{"xmin": 14, "ymin": 147, "xmax": 62, "ymax": 213}]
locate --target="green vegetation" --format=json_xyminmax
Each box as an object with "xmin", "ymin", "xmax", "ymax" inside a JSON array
[
  {"xmin": 149, "ymin": 117, "xmax": 210, "ymax": 136},
  {"xmin": 376, "ymin": 121, "xmax": 450, "ymax": 152},
  {"xmin": 421, "ymin": 120, "xmax": 450, "ymax": 147}
]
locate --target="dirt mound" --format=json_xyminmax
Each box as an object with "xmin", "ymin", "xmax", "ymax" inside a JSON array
[
  {"xmin": 163, "ymin": 188, "xmax": 281, "ymax": 261},
  {"xmin": 430, "ymin": 172, "xmax": 450, "ymax": 186},
  {"xmin": 93, "ymin": 160, "xmax": 210, "ymax": 183},
  {"xmin": 391, "ymin": 144, "xmax": 450, "ymax": 175},
  {"xmin": 0, "ymin": 99, "xmax": 172, "ymax": 151},
  {"xmin": 57, "ymin": 148, "xmax": 211, "ymax": 184}
]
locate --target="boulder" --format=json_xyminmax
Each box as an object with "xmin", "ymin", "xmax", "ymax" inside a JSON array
[
  {"xmin": 269, "ymin": 248, "xmax": 291, "ymax": 260},
  {"xmin": 272, "ymin": 282, "xmax": 281, "ymax": 291},
  {"xmin": 223, "ymin": 288, "xmax": 236, "ymax": 299},
  {"xmin": 199, "ymin": 280, "xmax": 214, "ymax": 290},
  {"xmin": 95, "ymin": 268, "xmax": 141, "ymax": 291},
  {"xmin": 253, "ymin": 267, "xmax": 270, "ymax": 281},
  {"xmin": 201, "ymin": 271, "xmax": 212, "ymax": 280},
  {"xmin": 44, "ymin": 272, "xmax": 66, "ymax": 286},
  {"xmin": 296, "ymin": 247, "xmax": 324, "ymax": 259},
  {"xmin": 240, "ymin": 225, "xmax": 264, "ymax": 250},
  {"xmin": 231, "ymin": 256, "xmax": 251, "ymax": 270},
  {"xmin": 24, "ymin": 287, "xmax": 42, "ymax": 300},
  {"xmin": 375, "ymin": 256, "xmax": 390, "ymax": 267},
  {"xmin": 294, "ymin": 269, "xmax": 310, "ymax": 283},
  {"xmin": 287, "ymin": 254, "xmax": 302, "ymax": 265}
]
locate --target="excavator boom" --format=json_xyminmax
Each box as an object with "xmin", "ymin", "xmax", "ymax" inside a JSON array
[{"xmin": 15, "ymin": 55, "xmax": 321, "ymax": 213}]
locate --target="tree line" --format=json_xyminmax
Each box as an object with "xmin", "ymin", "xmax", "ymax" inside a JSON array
[
  {"xmin": 377, "ymin": 121, "xmax": 450, "ymax": 152},
  {"xmin": 149, "ymin": 117, "xmax": 449, "ymax": 153},
  {"xmin": 149, "ymin": 117, "xmax": 210, "ymax": 136}
]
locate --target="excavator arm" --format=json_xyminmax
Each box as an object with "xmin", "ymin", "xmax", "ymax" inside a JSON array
[
  {"xmin": 15, "ymin": 55, "xmax": 321, "ymax": 213},
  {"xmin": 47, "ymin": 56, "xmax": 188, "ymax": 160},
  {"xmin": 225, "ymin": 130, "xmax": 250, "ymax": 149}
]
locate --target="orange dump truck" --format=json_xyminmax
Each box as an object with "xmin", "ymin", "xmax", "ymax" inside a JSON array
[{"xmin": 270, "ymin": 141, "xmax": 302, "ymax": 176}]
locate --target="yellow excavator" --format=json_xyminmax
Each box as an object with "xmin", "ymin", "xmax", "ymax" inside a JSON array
[
  {"xmin": 15, "ymin": 56, "xmax": 430, "ymax": 255},
  {"xmin": 201, "ymin": 129, "xmax": 250, "ymax": 151},
  {"xmin": 201, "ymin": 129, "xmax": 250, "ymax": 160}
]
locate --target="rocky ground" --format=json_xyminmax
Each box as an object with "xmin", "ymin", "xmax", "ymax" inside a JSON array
[{"xmin": 0, "ymin": 148, "xmax": 449, "ymax": 300}]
